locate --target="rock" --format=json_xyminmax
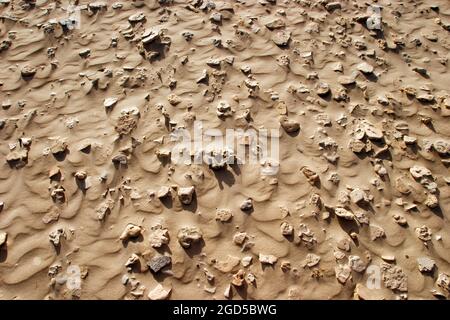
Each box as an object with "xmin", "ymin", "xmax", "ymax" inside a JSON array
[
  {"xmin": 181, "ymin": 31, "xmax": 194, "ymax": 41},
  {"xmin": 149, "ymin": 225, "xmax": 169, "ymax": 248},
  {"xmin": 216, "ymin": 100, "xmax": 232, "ymax": 118},
  {"xmin": 231, "ymin": 269, "xmax": 245, "ymax": 287},
  {"xmin": 129, "ymin": 12, "xmax": 146, "ymax": 23},
  {"xmin": 325, "ymin": 2, "xmax": 342, "ymax": 11},
  {"xmin": 241, "ymin": 256, "xmax": 252, "ymax": 267},
  {"xmin": 417, "ymin": 257, "xmax": 435, "ymax": 273},
  {"xmin": 79, "ymin": 48, "xmax": 91, "ymax": 58},
  {"xmin": 272, "ymin": 30, "xmax": 291, "ymax": 46},
  {"xmin": 315, "ymin": 82, "xmax": 330, "ymax": 96},
  {"xmin": 350, "ymin": 188, "xmax": 368, "ymax": 205},
  {"xmin": 233, "ymin": 232, "xmax": 247, "ymax": 245},
  {"xmin": 49, "ymin": 228, "xmax": 65, "ymax": 247},
  {"xmin": 280, "ymin": 222, "xmax": 294, "ymax": 236},
  {"xmin": 348, "ymin": 255, "xmax": 367, "ymax": 272},
  {"xmin": 112, "ymin": 152, "xmax": 128, "ymax": 165},
  {"xmin": 417, "ymin": 93, "xmax": 435, "ymax": 103},
  {"xmin": 125, "ymin": 253, "xmax": 140, "ymax": 268},
  {"xmin": 259, "ymin": 254, "xmax": 278, "ymax": 265},
  {"xmin": 240, "ymin": 198, "xmax": 253, "ymax": 211},
  {"xmin": 425, "ymin": 194, "xmax": 439, "ymax": 208},
  {"xmin": 360, "ymin": 121, "xmax": 383, "ymax": 140},
  {"xmin": 177, "ymin": 227, "xmax": 202, "ymax": 248},
  {"xmin": 0, "ymin": 231, "xmax": 7, "ymax": 247},
  {"xmin": 265, "ymin": 18, "xmax": 285, "ymax": 30},
  {"xmin": 304, "ymin": 254, "xmax": 321, "ymax": 267},
  {"xmin": 167, "ymin": 94, "xmax": 181, "ymax": 106},
  {"xmin": 415, "ymin": 225, "xmax": 432, "ymax": 241},
  {"xmin": 224, "ymin": 284, "xmax": 232, "ymax": 299},
  {"xmin": 21, "ymin": 65, "xmax": 36, "ymax": 78},
  {"xmin": 392, "ymin": 214, "xmax": 407, "ymax": 226},
  {"xmin": 349, "ymin": 139, "xmax": 366, "ymax": 153},
  {"xmin": 209, "ymin": 12, "xmax": 222, "ymax": 23},
  {"xmin": 214, "ymin": 255, "xmax": 240, "ymax": 273},
  {"xmin": 334, "ymin": 207, "xmax": 354, "ymax": 220},
  {"xmin": 178, "ymin": 186, "xmax": 195, "ymax": 205},
  {"xmin": 338, "ymin": 76, "xmax": 355, "ymax": 85},
  {"xmin": 381, "ymin": 263, "xmax": 408, "ymax": 292},
  {"xmin": 148, "ymin": 284, "xmax": 171, "ymax": 300},
  {"xmin": 6, "ymin": 149, "xmax": 28, "ymax": 167},
  {"xmin": 197, "ymin": 69, "xmax": 209, "ymax": 84},
  {"xmin": 157, "ymin": 186, "xmax": 171, "ymax": 199},
  {"xmin": 335, "ymin": 263, "xmax": 352, "ymax": 284},
  {"xmin": 409, "ymin": 165, "xmax": 432, "ymax": 179},
  {"xmin": 215, "ymin": 208, "xmax": 233, "ymax": 222},
  {"xmin": 381, "ymin": 255, "xmax": 396, "ymax": 263},
  {"xmin": 50, "ymin": 140, "xmax": 68, "ymax": 155},
  {"xmin": 433, "ymin": 140, "xmax": 450, "ymax": 156},
  {"xmin": 370, "ymin": 225, "xmax": 385, "ymax": 241},
  {"xmin": 280, "ymin": 116, "xmax": 300, "ymax": 133},
  {"xmin": 148, "ymin": 255, "xmax": 171, "ymax": 273},
  {"xmin": 436, "ymin": 273, "xmax": 450, "ymax": 292},
  {"xmin": 301, "ymin": 167, "xmax": 319, "ymax": 185},
  {"xmin": 119, "ymin": 224, "xmax": 142, "ymax": 241},
  {"xmin": 104, "ymin": 97, "xmax": 118, "ymax": 109},
  {"xmin": 74, "ymin": 171, "xmax": 87, "ymax": 180},
  {"xmin": 298, "ymin": 224, "xmax": 317, "ymax": 248},
  {"xmin": 357, "ymin": 62, "xmax": 374, "ymax": 74}
]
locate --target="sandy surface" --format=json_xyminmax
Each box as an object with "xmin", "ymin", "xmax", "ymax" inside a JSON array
[{"xmin": 0, "ymin": 0, "xmax": 450, "ymax": 300}]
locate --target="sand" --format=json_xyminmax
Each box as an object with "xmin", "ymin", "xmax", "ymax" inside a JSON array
[{"xmin": 0, "ymin": 0, "xmax": 450, "ymax": 300}]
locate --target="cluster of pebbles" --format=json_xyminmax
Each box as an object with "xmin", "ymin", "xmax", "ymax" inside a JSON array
[{"xmin": 0, "ymin": 0, "xmax": 449, "ymax": 300}]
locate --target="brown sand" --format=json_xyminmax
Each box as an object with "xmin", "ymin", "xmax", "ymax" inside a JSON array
[{"xmin": 0, "ymin": 0, "xmax": 450, "ymax": 300}]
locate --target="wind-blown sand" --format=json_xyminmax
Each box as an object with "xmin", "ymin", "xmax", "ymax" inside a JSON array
[{"xmin": 0, "ymin": 0, "xmax": 449, "ymax": 300}]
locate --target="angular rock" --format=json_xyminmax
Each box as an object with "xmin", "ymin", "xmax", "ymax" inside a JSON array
[
  {"xmin": 178, "ymin": 186, "xmax": 195, "ymax": 205},
  {"xmin": 120, "ymin": 224, "xmax": 142, "ymax": 241},
  {"xmin": 177, "ymin": 227, "xmax": 202, "ymax": 248},
  {"xmin": 148, "ymin": 255, "xmax": 171, "ymax": 273},
  {"xmin": 148, "ymin": 284, "xmax": 171, "ymax": 300}
]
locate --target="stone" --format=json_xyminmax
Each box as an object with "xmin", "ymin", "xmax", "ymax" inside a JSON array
[
  {"xmin": 357, "ymin": 62, "xmax": 374, "ymax": 74},
  {"xmin": 301, "ymin": 167, "xmax": 319, "ymax": 184},
  {"xmin": 392, "ymin": 214, "xmax": 407, "ymax": 226},
  {"xmin": 120, "ymin": 224, "xmax": 142, "ymax": 241},
  {"xmin": 350, "ymin": 188, "xmax": 367, "ymax": 204},
  {"xmin": 433, "ymin": 140, "xmax": 450, "ymax": 156},
  {"xmin": 265, "ymin": 18, "xmax": 285, "ymax": 30},
  {"xmin": 280, "ymin": 116, "xmax": 300, "ymax": 133},
  {"xmin": 316, "ymin": 82, "xmax": 330, "ymax": 96},
  {"xmin": 370, "ymin": 225, "xmax": 385, "ymax": 241},
  {"xmin": 348, "ymin": 255, "xmax": 367, "ymax": 272},
  {"xmin": 231, "ymin": 269, "xmax": 245, "ymax": 287},
  {"xmin": 304, "ymin": 254, "xmax": 321, "ymax": 267},
  {"xmin": 149, "ymin": 225, "xmax": 170, "ymax": 248},
  {"xmin": 215, "ymin": 208, "xmax": 233, "ymax": 222},
  {"xmin": 417, "ymin": 257, "xmax": 435, "ymax": 273},
  {"xmin": 74, "ymin": 171, "xmax": 87, "ymax": 180},
  {"xmin": 49, "ymin": 228, "xmax": 65, "ymax": 247},
  {"xmin": 125, "ymin": 253, "xmax": 140, "ymax": 268},
  {"xmin": 167, "ymin": 94, "xmax": 181, "ymax": 106},
  {"xmin": 157, "ymin": 186, "xmax": 171, "ymax": 199},
  {"xmin": 21, "ymin": 65, "xmax": 36, "ymax": 78},
  {"xmin": 0, "ymin": 231, "xmax": 7, "ymax": 247},
  {"xmin": 298, "ymin": 224, "xmax": 317, "ymax": 248},
  {"xmin": 436, "ymin": 273, "xmax": 450, "ymax": 292},
  {"xmin": 259, "ymin": 254, "xmax": 278, "ymax": 265},
  {"xmin": 409, "ymin": 165, "xmax": 432, "ymax": 179},
  {"xmin": 241, "ymin": 256, "xmax": 253, "ymax": 267},
  {"xmin": 104, "ymin": 97, "xmax": 118, "ymax": 109},
  {"xmin": 177, "ymin": 227, "xmax": 202, "ymax": 248},
  {"xmin": 334, "ymin": 207, "xmax": 354, "ymax": 220},
  {"xmin": 178, "ymin": 186, "xmax": 195, "ymax": 205},
  {"xmin": 51, "ymin": 140, "xmax": 68, "ymax": 155},
  {"xmin": 129, "ymin": 12, "xmax": 146, "ymax": 23},
  {"xmin": 216, "ymin": 100, "xmax": 232, "ymax": 118},
  {"xmin": 335, "ymin": 263, "xmax": 352, "ymax": 284},
  {"xmin": 233, "ymin": 232, "xmax": 247, "ymax": 245},
  {"xmin": 240, "ymin": 198, "xmax": 253, "ymax": 211},
  {"xmin": 148, "ymin": 255, "xmax": 171, "ymax": 273},
  {"xmin": 415, "ymin": 225, "xmax": 432, "ymax": 241},
  {"xmin": 272, "ymin": 30, "xmax": 291, "ymax": 46},
  {"xmin": 280, "ymin": 222, "xmax": 294, "ymax": 236},
  {"xmin": 425, "ymin": 194, "xmax": 439, "ymax": 208},
  {"xmin": 381, "ymin": 263, "xmax": 408, "ymax": 292},
  {"xmin": 148, "ymin": 284, "xmax": 171, "ymax": 300}
]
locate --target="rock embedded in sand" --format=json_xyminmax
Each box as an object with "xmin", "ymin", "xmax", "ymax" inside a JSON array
[
  {"xmin": 370, "ymin": 225, "xmax": 385, "ymax": 241},
  {"xmin": 50, "ymin": 140, "xmax": 68, "ymax": 155},
  {"xmin": 21, "ymin": 65, "xmax": 36, "ymax": 78},
  {"xmin": 157, "ymin": 186, "xmax": 171, "ymax": 199},
  {"xmin": 233, "ymin": 232, "xmax": 247, "ymax": 245},
  {"xmin": 0, "ymin": 231, "xmax": 7, "ymax": 247},
  {"xmin": 177, "ymin": 227, "xmax": 202, "ymax": 248},
  {"xmin": 301, "ymin": 167, "xmax": 319, "ymax": 185},
  {"xmin": 240, "ymin": 198, "xmax": 253, "ymax": 212},
  {"xmin": 178, "ymin": 186, "xmax": 195, "ymax": 205},
  {"xmin": 149, "ymin": 224, "xmax": 169, "ymax": 248},
  {"xmin": 304, "ymin": 254, "xmax": 321, "ymax": 267},
  {"xmin": 433, "ymin": 140, "xmax": 450, "ymax": 156},
  {"xmin": 348, "ymin": 255, "xmax": 367, "ymax": 273},
  {"xmin": 356, "ymin": 62, "xmax": 374, "ymax": 74},
  {"xmin": 231, "ymin": 269, "xmax": 245, "ymax": 287},
  {"xmin": 350, "ymin": 188, "xmax": 368, "ymax": 205},
  {"xmin": 436, "ymin": 273, "xmax": 450, "ymax": 293},
  {"xmin": 215, "ymin": 209, "xmax": 233, "ymax": 222},
  {"xmin": 381, "ymin": 263, "xmax": 408, "ymax": 292},
  {"xmin": 409, "ymin": 165, "xmax": 432, "ymax": 179},
  {"xmin": 335, "ymin": 264, "xmax": 352, "ymax": 284},
  {"xmin": 148, "ymin": 284, "xmax": 171, "ymax": 300},
  {"xmin": 417, "ymin": 257, "xmax": 435, "ymax": 273},
  {"xmin": 119, "ymin": 224, "xmax": 142, "ymax": 241},
  {"xmin": 279, "ymin": 116, "xmax": 300, "ymax": 133},
  {"xmin": 148, "ymin": 255, "xmax": 171, "ymax": 273},
  {"xmin": 259, "ymin": 254, "xmax": 278, "ymax": 265},
  {"xmin": 265, "ymin": 18, "xmax": 285, "ymax": 30},
  {"xmin": 415, "ymin": 225, "xmax": 432, "ymax": 242},
  {"xmin": 334, "ymin": 207, "xmax": 354, "ymax": 220},
  {"xmin": 49, "ymin": 228, "xmax": 65, "ymax": 247},
  {"xmin": 315, "ymin": 82, "xmax": 331, "ymax": 96},
  {"xmin": 216, "ymin": 100, "xmax": 232, "ymax": 118},
  {"xmin": 280, "ymin": 222, "xmax": 294, "ymax": 236},
  {"xmin": 129, "ymin": 12, "xmax": 146, "ymax": 23},
  {"xmin": 272, "ymin": 30, "xmax": 291, "ymax": 46},
  {"xmin": 125, "ymin": 253, "xmax": 140, "ymax": 268},
  {"xmin": 104, "ymin": 97, "xmax": 118, "ymax": 109}
]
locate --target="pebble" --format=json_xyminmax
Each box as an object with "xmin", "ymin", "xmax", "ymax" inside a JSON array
[
  {"xmin": 303, "ymin": 254, "xmax": 321, "ymax": 267},
  {"xmin": 215, "ymin": 209, "xmax": 233, "ymax": 222},
  {"xmin": 280, "ymin": 116, "xmax": 300, "ymax": 133},
  {"xmin": 119, "ymin": 224, "xmax": 142, "ymax": 241},
  {"xmin": 357, "ymin": 62, "xmax": 374, "ymax": 74},
  {"xmin": 148, "ymin": 255, "xmax": 171, "ymax": 273},
  {"xmin": 149, "ymin": 224, "xmax": 170, "ymax": 248},
  {"xmin": 177, "ymin": 227, "xmax": 203, "ymax": 248},
  {"xmin": 240, "ymin": 198, "xmax": 253, "ymax": 211},
  {"xmin": 417, "ymin": 257, "xmax": 435, "ymax": 273},
  {"xmin": 148, "ymin": 284, "xmax": 171, "ymax": 300},
  {"xmin": 280, "ymin": 222, "xmax": 293, "ymax": 236},
  {"xmin": 178, "ymin": 186, "xmax": 195, "ymax": 205},
  {"xmin": 272, "ymin": 30, "xmax": 291, "ymax": 46},
  {"xmin": 381, "ymin": 263, "xmax": 408, "ymax": 292},
  {"xmin": 259, "ymin": 254, "xmax": 278, "ymax": 265}
]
